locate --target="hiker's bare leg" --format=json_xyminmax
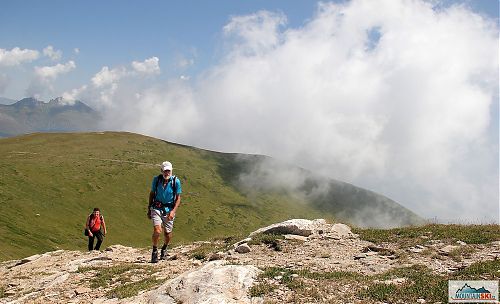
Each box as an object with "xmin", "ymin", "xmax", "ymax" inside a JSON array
[
  {"xmin": 163, "ymin": 230, "xmax": 172, "ymax": 246},
  {"xmin": 152, "ymin": 225, "xmax": 162, "ymax": 247}
]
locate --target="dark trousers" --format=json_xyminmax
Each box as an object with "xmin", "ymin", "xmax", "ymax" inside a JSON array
[{"xmin": 88, "ymin": 230, "xmax": 104, "ymax": 251}]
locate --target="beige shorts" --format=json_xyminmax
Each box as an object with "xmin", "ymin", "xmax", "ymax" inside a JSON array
[{"xmin": 151, "ymin": 209, "xmax": 175, "ymax": 233}]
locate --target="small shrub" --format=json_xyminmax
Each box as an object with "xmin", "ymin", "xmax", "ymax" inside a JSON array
[{"xmin": 0, "ymin": 286, "xmax": 5, "ymax": 298}]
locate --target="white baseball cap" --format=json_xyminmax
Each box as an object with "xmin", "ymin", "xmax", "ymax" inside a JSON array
[{"xmin": 161, "ymin": 161, "xmax": 173, "ymax": 171}]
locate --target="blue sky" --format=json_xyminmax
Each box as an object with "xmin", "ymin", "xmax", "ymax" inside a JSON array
[
  {"xmin": 1, "ymin": 0, "xmax": 499, "ymax": 223},
  {"xmin": 0, "ymin": 0, "xmax": 497, "ymax": 100},
  {"xmin": 1, "ymin": 0, "xmax": 320, "ymax": 98}
]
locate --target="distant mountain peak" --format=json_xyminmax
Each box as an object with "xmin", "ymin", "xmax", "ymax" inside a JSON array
[
  {"xmin": 0, "ymin": 97, "xmax": 100, "ymax": 136},
  {"xmin": 16, "ymin": 97, "xmax": 44, "ymax": 107},
  {"xmin": 48, "ymin": 96, "xmax": 76, "ymax": 106}
]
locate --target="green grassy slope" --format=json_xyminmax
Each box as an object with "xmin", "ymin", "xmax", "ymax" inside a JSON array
[{"xmin": 0, "ymin": 132, "xmax": 422, "ymax": 261}]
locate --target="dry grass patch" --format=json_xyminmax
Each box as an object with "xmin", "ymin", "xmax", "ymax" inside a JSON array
[{"xmin": 353, "ymin": 224, "xmax": 500, "ymax": 248}]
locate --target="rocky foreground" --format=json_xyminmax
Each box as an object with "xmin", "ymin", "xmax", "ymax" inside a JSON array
[{"xmin": 0, "ymin": 219, "xmax": 499, "ymax": 304}]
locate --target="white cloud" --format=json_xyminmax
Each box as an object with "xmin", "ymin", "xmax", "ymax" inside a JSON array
[
  {"xmin": 34, "ymin": 61, "xmax": 76, "ymax": 80},
  {"xmin": 91, "ymin": 66, "xmax": 127, "ymax": 88},
  {"xmin": 27, "ymin": 61, "xmax": 76, "ymax": 97},
  {"xmin": 131, "ymin": 57, "xmax": 160, "ymax": 75},
  {"xmin": 74, "ymin": 48, "xmax": 80, "ymax": 54},
  {"xmin": 65, "ymin": 0, "xmax": 498, "ymax": 223},
  {"xmin": 223, "ymin": 10, "xmax": 287, "ymax": 56},
  {"xmin": 67, "ymin": 57, "xmax": 161, "ymax": 107},
  {"xmin": 0, "ymin": 47, "xmax": 39, "ymax": 66},
  {"xmin": 177, "ymin": 58, "xmax": 194, "ymax": 69},
  {"xmin": 62, "ymin": 85, "xmax": 87, "ymax": 101},
  {"xmin": 43, "ymin": 45, "xmax": 62, "ymax": 61}
]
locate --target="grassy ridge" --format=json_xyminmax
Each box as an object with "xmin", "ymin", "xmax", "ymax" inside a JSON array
[{"xmin": 0, "ymin": 132, "xmax": 330, "ymax": 261}]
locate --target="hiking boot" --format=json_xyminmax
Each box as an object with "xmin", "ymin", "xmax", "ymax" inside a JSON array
[
  {"xmin": 151, "ymin": 250, "xmax": 158, "ymax": 263},
  {"xmin": 160, "ymin": 248, "xmax": 167, "ymax": 260}
]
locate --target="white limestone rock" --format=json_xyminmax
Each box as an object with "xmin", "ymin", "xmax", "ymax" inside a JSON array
[
  {"xmin": 250, "ymin": 219, "xmax": 327, "ymax": 237},
  {"xmin": 139, "ymin": 261, "xmax": 262, "ymax": 304},
  {"xmin": 235, "ymin": 243, "xmax": 251, "ymax": 254},
  {"xmin": 331, "ymin": 223, "xmax": 353, "ymax": 237}
]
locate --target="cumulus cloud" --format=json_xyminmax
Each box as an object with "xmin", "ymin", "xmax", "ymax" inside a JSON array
[
  {"xmin": 67, "ymin": 0, "xmax": 499, "ymax": 223},
  {"xmin": 66, "ymin": 57, "xmax": 162, "ymax": 108},
  {"xmin": 131, "ymin": 57, "xmax": 160, "ymax": 75},
  {"xmin": 90, "ymin": 58, "xmax": 160, "ymax": 90},
  {"xmin": 91, "ymin": 66, "xmax": 127, "ymax": 88},
  {"xmin": 74, "ymin": 48, "xmax": 80, "ymax": 54},
  {"xmin": 62, "ymin": 85, "xmax": 87, "ymax": 102},
  {"xmin": 27, "ymin": 61, "xmax": 76, "ymax": 96},
  {"xmin": 43, "ymin": 45, "xmax": 62, "ymax": 61},
  {"xmin": 0, "ymin": 47, "xmax": 39, "ymax": 66},
  {"xmin": 223, "ymin": 10, "xmax": 287, "ymax": 56},
  {"xmin": 34, "ymin": 61, "xmax": 76, "ymax": 80}
]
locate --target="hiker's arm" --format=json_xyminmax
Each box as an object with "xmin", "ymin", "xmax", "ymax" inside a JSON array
[
  {"xmin": 168, "ymin": 194, "xmax": 181, "ymax": 220},
  {"xmin": 102, "ymin": 217, "xmax": 107, "ymax": 235},
  {"xmin": 85, "ymin": 216, "xmax": 93, "ymax": 237},
  {"xmin": 147, "ymin": 191, "xmax": 155, "ymax": 218}
]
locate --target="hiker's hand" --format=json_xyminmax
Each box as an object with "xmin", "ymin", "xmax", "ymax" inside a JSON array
[
  {"xmin": 168, "ymin": 210, "xmax": 175, "ymax": 221},
  {"xmin": 89, "ymin": 232, "xmax": 93, "ymax": 237}
]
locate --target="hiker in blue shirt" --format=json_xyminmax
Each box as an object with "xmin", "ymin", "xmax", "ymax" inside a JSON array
[{"xmin": 147, "ymin": 161, "xmax": 182, "ymax": 263}]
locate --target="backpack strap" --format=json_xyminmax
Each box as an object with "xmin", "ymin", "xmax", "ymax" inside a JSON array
[
  {"xmin": 153, "ymin": 174, "xmax": 163, "ymax": 200},
  {"xmin": 164, "ymin": 176, "xmax": 177, "ymax": 210},
  {"xmin": 171, "ymin": 176, "xmax": 177, "ymax": 202}
]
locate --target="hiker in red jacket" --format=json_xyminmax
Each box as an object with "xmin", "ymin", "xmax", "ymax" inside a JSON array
[{"xmin": 85, "ymin": 208, "xmax": 107, "ymax": 251}]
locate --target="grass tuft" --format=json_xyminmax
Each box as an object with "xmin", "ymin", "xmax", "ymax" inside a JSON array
[
  {"xmin": 248, "ymin": 233, "xmax": 284, "ymax": 251},
  {"xmin": 353, "ymin": 224, "xmax": 500, "ymax": 247},
  {"xmin": 249, "ymin": 281, "xmax": 276, "ymax": 297},
  {"xmin": 106, "ymin": 277, "xmax": 166, "ymax": 299},
  {"xmin": 362, "ymin": 283, "xmax": 397, "ymax": 301},
  {"xmin": 78, "ymin": 264, "xmax": 155, "ymax": 289},
  {"xmin": 187, "ymin": 236, "xmax": 238, "ymax": 260},
  {"xmin": 448, "ymin": 245, "xmax": 476, "ymax": 262},
  {"xmin": 453, "ymin": 259, "xmax": 500, "ymax": 279},
  {"xmin": 253, "ymin": 260, "xmax": 500, "ymax": 303}
]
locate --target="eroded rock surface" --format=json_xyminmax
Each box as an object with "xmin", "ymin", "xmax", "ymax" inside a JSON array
[{"xmin": 0, "ymin": 219, "xmax": 498, "ymax": 304}]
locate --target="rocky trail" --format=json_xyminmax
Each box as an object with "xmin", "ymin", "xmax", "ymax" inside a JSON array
[{"xmin": 1, "ymin": 219, "xmax": 499, "ymax": 303}]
